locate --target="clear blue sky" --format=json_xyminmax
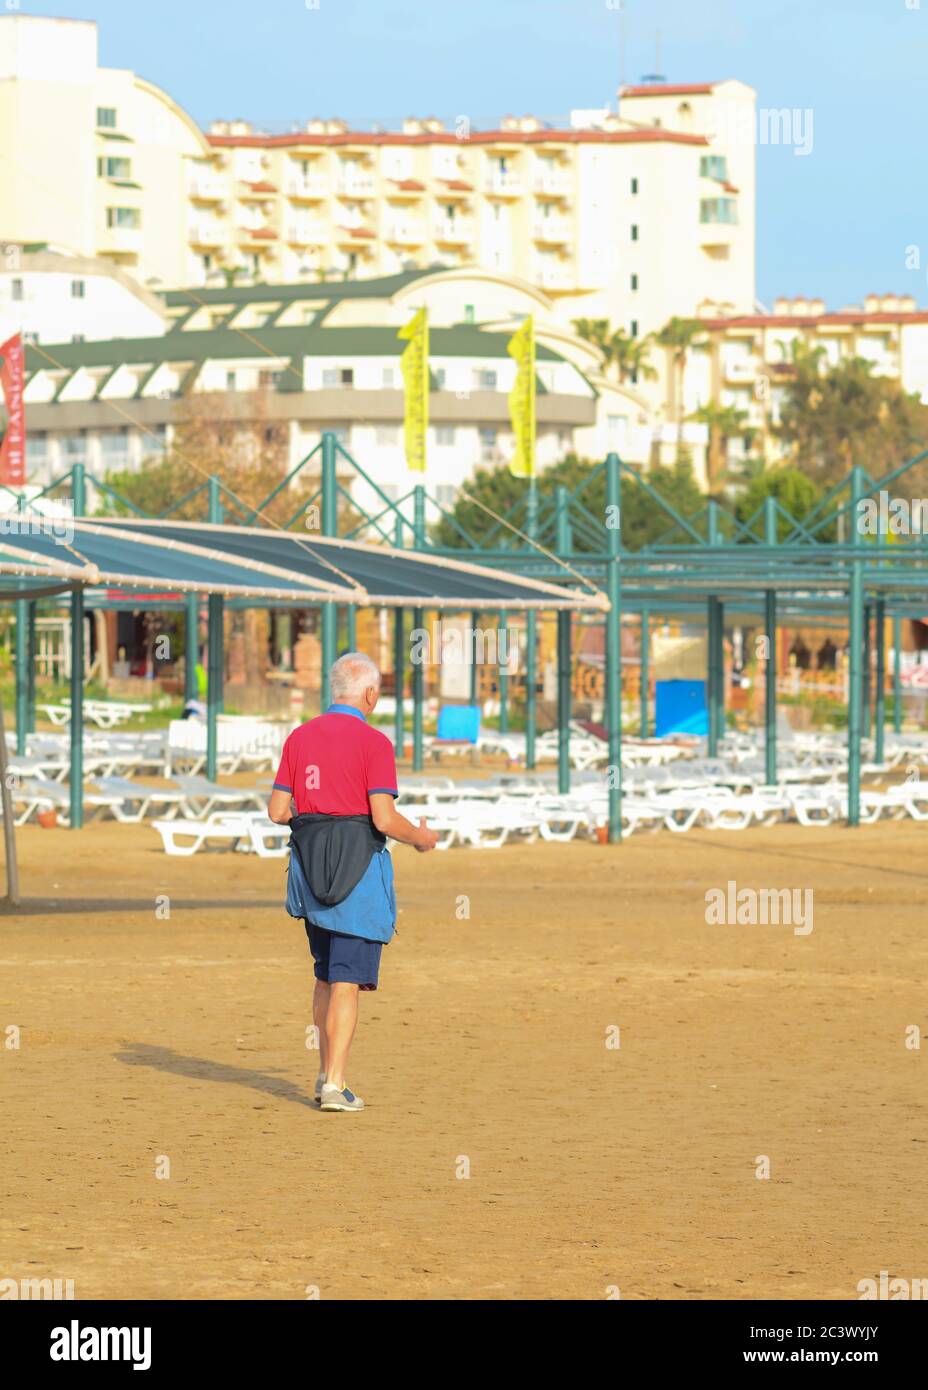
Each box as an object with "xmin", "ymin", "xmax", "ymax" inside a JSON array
[{"xmin": 29, "ymin": 0, "xmax": 927, "ymax": 309}]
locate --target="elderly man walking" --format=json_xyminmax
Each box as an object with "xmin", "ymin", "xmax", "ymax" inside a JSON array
[{"xmin": 268, "ymin": 652, "xmax": 439, "ymax": 1112}]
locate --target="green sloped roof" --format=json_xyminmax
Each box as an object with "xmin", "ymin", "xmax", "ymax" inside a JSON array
[
  {"xmin": 24, "ymin": 325, "xmax": 566, "ymax": 373},
  {"xmin": 162, "ymin": 269, "xmax": 430, "ymax": 308}
]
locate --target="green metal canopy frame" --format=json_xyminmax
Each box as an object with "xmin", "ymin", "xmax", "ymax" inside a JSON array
[{"xmin": 6, "ymin": 430, "xmax": 928, "ymax": 857}]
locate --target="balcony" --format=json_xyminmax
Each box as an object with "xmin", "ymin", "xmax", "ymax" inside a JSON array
[
  {"xmin": 335, "ymin": 224, "xmax": 376, "ymax": 243},
  {"xmin": 287, "ymin": 176, "xmax": 329, "ymax": 200},
  {"xmin": 533, "ymin": 172, "xmax": 571, "ymax": 197},
  {"xmin": 723, "ymin": 358, "xmax": 758, "ymax": 382},
  {"xmin": 433, "ymin": 219, "xmax": 473, "ymax": 244},
  {"xmin": 99, "ymin": 226, "xmax": 142, "ymax": 254},
  {"xmin": 286, "ymin": 222, "xmax": 328, "ymax": 246},
  {"xmin": 189, "ymin": 177, "xmax": 226, "ymax": 201},
  {"xmin": 189, "ymin": 222, "xmax": 227, "ymax": 247},
  {"xmin": 532, "ymin": 219, "xmax": 571, "ymax": 244},
  {"xmin": 337, "ymin": 173, "xmax": 374, "ymax": 196},
  {"xmin": 386, "ymin": 222, "xmax": 426, "ymax": 246},
  {"xmin": 535, "ymin": 265, "xmax": 574, "ymax": 291},
  {"xmin": 484, "ymin": 172, "xmax": 523, "ymax": 196}
]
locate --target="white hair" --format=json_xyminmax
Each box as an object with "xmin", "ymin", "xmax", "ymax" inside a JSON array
[{"xmin": 330, "ymin": 651, "xmax": 381, "ymax": 703}]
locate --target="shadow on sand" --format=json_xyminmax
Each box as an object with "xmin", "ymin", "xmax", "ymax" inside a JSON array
[{"xmin": 115, "ymin": 1042, "xmax": 315, "ymax": 1109}]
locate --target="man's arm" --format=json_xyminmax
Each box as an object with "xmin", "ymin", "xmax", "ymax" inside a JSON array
[
  {"xmin": 267, "ymin": 788, "xmax": 293, "ymax": 824},
  {"xmin": 369, "ymin": 792, "xmax": 439, "ymax": 852}
]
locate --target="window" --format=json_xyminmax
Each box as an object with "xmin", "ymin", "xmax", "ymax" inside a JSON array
[
  {"xmin": 71, "ymin": 334, "xmax": 85, "ymax": 343},
  {"xmin": 434, "ymin": 367, "xmax": 447, "ymax": 389},
  {"xmin": 464, "ymin": 304, "xmax": 475, "ymax": 325},
  {"xmin": 106, "ymin": 207, "xmax": 141, "ymax": 229},
  {"xmin": 259, "ymin": 369, "xmax": 284, "ymax": 388},
  {"xmin": 332, "ymin": 426, "xmax": 349, "ymax": 445},
  {"xmin": 322, "ymin": 367, "xmax": 354, "ymax": 388},
  {"xmin": 630, "ymin": 224, "xmax": 639, "ymax": 242},
  {"xmin": 699, "ymin": 155, "xmax": 729, "ymax": 182},
  {"xmin": 630, "ymin": 320, "xmax": 639, "ymax": 338},
  {"xmin": 435, "ymin": 426, "xmax": 456, "ymax": 446},
  {"xmin": 142, "ymin": 425, "xmax": 167, "ymax": 458},
  {"xmin": 97, "ymin": 156, "xmax": 131, "ymax": 179},
  {"xmin": 474, "ymin": 369, "xmax": 497, "ymax": 390},
  {"xmin": 382, "ymin": 367, "xmax": 396, "ymax": 388},
  {"xmin": 96, "ymin": 106, "xmax": 117, "ymax": 128},
  {"xmin": 100, "ymin": 429, "xmax": 130, "ymax": 467},
  {"xmin": 630, "ymin": 273, "xmax": 639, "ymax": 291},
  {"xmin": 11, "ymin": 278, "xmax": 23, "ymax": 301},
  {"xmin": 26, "ymin": 434, "xmax": 48, "ymax": 466},
  {"xmin": 60, "ymin": 433, "xmax": 87, "ymax": 464},
  {"xmin": 226, "ymin": 372, "xmax": 237, "ymax": 391},
  {"xmin": 630, "ymin": 177, "xmax": 639, "ymax": 195},
  {"xmin": 435, "ymin": 484, "xmax": 456, "ymax": 508},
  {"xmin": 700, "ymin": 198, "xmax": 738, "ymax": 225},
  {"xmin": 23, "ymin": 330, "xmax": 38, "ymax": 345},
  {"xmin": 71, "ymin": 280, "xmax": 85, "ymax": 299},
  {"xmin": 375, "ymin": 425, "xmax": 400, "ymax": 447},
  {"xmin": 478, "ymin": 426, "xmax": 497, "ymax": 461}
]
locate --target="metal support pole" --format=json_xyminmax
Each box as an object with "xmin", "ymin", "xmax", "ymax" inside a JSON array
[
  {"xmin": 639, "ymin": 607, "xmax": 649, "ymax": 738},
  {"xmin": 346, "ymin": 604, "xmax": 357, "ymax": 652},
  {"xmin": 605, "ymin": 451, "xmax": 623, "ymax": 842},
  {"xmin": 862, "ymin": 603, "xmax": 872, "ymax": 741},
  {"xmin": 412, "ymin": 605, "xmax": 424, "ymax": 772},
  {"xmin": 892, "ymin": 615, "xmax": 903, "ymax": 734},
  {"xmin": 555, "ymin": 484, "xmax": 573, "ymax": 794},
  {"xmin": 525, "ymin": 480, "xmax": 538, "ymax": 769},
  {"xmin": 707, "ymin": 500, "xmax": 722, "ymax": 757},
  {"xmin": 469, "ymin": 608, "xmax": 479, "ymax": 706},
  {"xmin": 556, "ymin": 608, "xmax": 571, "ymax": 796},
  {"xmin": 393, "ymin": 608, "xmax": 404, "ymax": 761},
  {"xmin": 874, "ymin": 598, "xmax": 886, "ymax": 766},
  {"xmin": 497, "ymin": 610, "xmax": 508, "ymax": 735},
  {"xmin": 764, "ymin": 497, "xmax": 777, "ymax": 785},
  {"xmin": 319, "ymin": 431, "xmax": 338, "ymax": 710},
  {"xmin": 206, "ymin": 593, "xmax": 224, "ymax": 784},
  {"xmin": 15, "ymin": 598, "xmax": 27, "ymax": 755},
  {"xmin": 207, "ymin": 474, "xmax": 223, "ymax": 524},
  {"xmin": 847, "ymin": 467, "xmax": 865, "ymax": 827},
  {"xmin": 68, "ymin": 586, "xmax": 84, "ymax": 829},
  {"xmin": 184, "ymin": 593, "xmax": 199, "ymax": 705},
  {"xmin": 26, "ymin": 603, "xmax": 36, "ymax": 734}
]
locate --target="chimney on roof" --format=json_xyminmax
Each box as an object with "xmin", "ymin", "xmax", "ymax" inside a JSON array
[
  {"xmin": 500, "ymin": 115, "xmax": 520, "ymax": 131},
  {"xmin": 518, "ymin": 115, "xmax": 543, "ymax": 132},
  {"xmin": 422, "ymin": 117, "xmax": 445, "ymax": 133},
  {"xmin": 229, "ymin": 119, "xmax": 252, "ymax": 135},
  {"xmin": 326, "ymin": 119, "xmax": 348, "ymax": 135},
  {"xmin": 809, "ymin": 298, "xmax": 825, "ymax": 316},
  {"xmin": 864, "ymin": 293, "xmax": 881, "ymax": 314},
  {"xmin": 899, "ymin": 294, "xmax": 917, "ymax": 313},
  {"xmin": 773, "ymin": 297, "xmax": 792, "ymax": 316},
  {"xmin": 306, "ymin": 118, "xmax": 326, "ymax": 134},
  {"xmin": 403, "ymin": 118, "xmax": 423, "ymax": 135},
  {"xmin": 209, "ymin": 120, "xmax": 230, "ymax": 136}
]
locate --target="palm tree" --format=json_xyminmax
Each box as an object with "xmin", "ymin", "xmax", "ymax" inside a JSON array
[
  {"xmin": 573, "ymin": 318, "xmax": 656, "ymax": 386},
  {"xmin": 655, "ymin": 317, "xmax": 702, "ymax": 458},
  {"xmin": 688, "ymin": 401, "xmax": 754, "ymax": 493},
  {"xmin": 607, "ymin": 329, "xmax": 657, "ymax": 385}
]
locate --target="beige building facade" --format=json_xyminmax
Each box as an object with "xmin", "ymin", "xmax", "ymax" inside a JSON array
[{"xmin": 1, "ymin": 14, "xmax": 756, "ymax": 346}]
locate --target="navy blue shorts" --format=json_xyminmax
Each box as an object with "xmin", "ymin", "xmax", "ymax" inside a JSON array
[{"xmin": 304, "ymin": 922, "xmax": 383, "ymax": 991}]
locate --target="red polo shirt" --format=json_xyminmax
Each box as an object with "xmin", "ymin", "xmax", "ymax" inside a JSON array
[{"xmin": 274, "ymin": 704, "xmax": 398, "ymax": 816}]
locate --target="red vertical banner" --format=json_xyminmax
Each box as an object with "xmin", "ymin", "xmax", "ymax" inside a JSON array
[{"xmin": 0, "ymin": 332, "xmax": 26, "ymax": 486}]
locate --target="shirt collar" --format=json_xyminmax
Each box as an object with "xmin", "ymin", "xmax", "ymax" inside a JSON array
[{"xmin": 326, "ymin": 703, "xmax": 367, "ymax": 722}]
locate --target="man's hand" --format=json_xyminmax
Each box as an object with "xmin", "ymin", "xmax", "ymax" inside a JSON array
[{"xmin": 414, "ymin": 817, "xmax": 440, "ymax": 852}]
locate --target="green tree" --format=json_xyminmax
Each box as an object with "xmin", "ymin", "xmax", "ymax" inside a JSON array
[
  {"xmin": 734, "ymin": 465, "xmax": 835, "ymax": 542},
  {"xmin": 776, "ymin": 345, "xmax": 928, "ymax": 489},
  {"xmin": 572, "ymin": 318, "xmax": 656, "ymax": 385},
  {"xmin": 431, "ymin": 455, "xmax": 705, "ymax": 554},
  {"xmin": 655, "ymin": 317, "xmax": 702, "ymax": 459}
]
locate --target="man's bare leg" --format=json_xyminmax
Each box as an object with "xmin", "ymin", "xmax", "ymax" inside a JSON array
[
  {"xmin": 325, "ymin": 981, "xmax": 359, "ymax": 1090},
  {"xmin": 313, "ymin": 979, "xmax": 330, "ymax": 1076}
]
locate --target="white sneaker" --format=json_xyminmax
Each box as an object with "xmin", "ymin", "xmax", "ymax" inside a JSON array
[{"xmin": 320, "ymin": 1083, "xmax": 364, "ymax": 1112}]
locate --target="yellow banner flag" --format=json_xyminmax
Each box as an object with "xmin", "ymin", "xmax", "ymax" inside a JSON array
[
  {"xmin": 398, "ymin": 307, "xmax": 429, "ymax": 473},
  {"xmin": 507, "ymin": 316, "xmax": 536, "ymax": 478}
]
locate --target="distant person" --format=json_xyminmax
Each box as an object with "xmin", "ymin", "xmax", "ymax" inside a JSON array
[{"xmin": 267, "ymin": 652, "xmax": 439, "ymax": 1112}]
